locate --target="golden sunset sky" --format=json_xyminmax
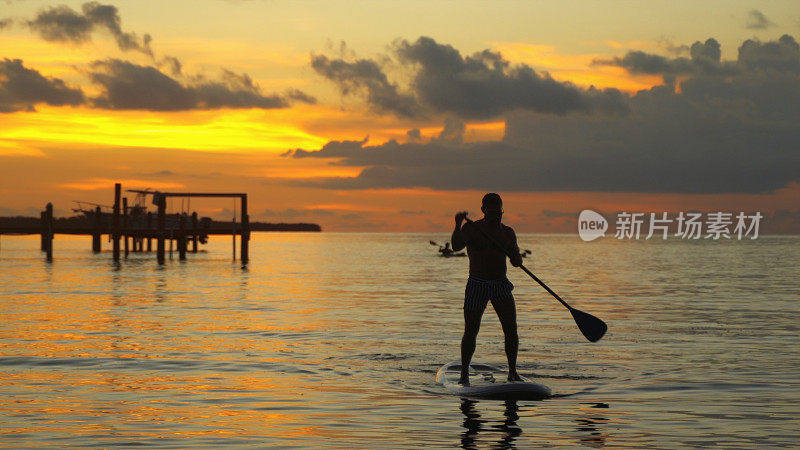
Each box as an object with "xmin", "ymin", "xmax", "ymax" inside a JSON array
[{"xmin": 1, "ymin": 0, "xmax": 799, "ymax": 231}]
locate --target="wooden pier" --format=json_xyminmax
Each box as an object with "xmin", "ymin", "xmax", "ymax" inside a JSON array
[{"xmin": 0, "ymin": 183, "xmax": 250, "ymax": 265}]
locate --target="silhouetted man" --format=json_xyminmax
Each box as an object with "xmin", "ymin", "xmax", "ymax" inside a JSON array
[{"xmin": 452, "ymin": 193, "xmax": 523, "ymax": 385}]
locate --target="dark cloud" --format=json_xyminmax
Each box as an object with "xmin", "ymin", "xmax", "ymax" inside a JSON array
[
  {"xmin": 159, "ymin": 56, "xmax": 182, "ymax": 76},
  {"xmin": 598, "ymin": 50, "xmax": 682, "ymax": 74},
  {"xmin": 433, "ymin": 116, "xmax": 465, "ymax": 144},
  {"xmin": 396, "ymin": 37, "xmax": 627, "ymax": 118},
  {"xmin": 0, "ymin": 58, "xmax": 85, "ymax": 113},
  {"xmin": 82, "ymin": 2, "xmax": 151, "ymax": 55},
  {"xmin": 584, "ymin": 85, "xmax": 630, "ymax": 115},
  {"xmin": 690, "ymin": 38, "xmax": 721, "ymax": 63},
  {"xmin": 88, "ymin": 59, "xmax": 291, "ymax": 111},
  {"xmin": 287, "ymin": 136, "xmax": 369, "ymax": 158},
  {"xmin": 26, "ymin": 2, "xmax": 153, "ymax": 56},
  {"xmin": 26, "ymin": 5, "xmax": 92, "ymax": 43},
  {"xmin": 406, "ymin": 128, "xmax": 422, "ymax": 141},
  {"xmin": 746, "ymin": 9, "xmax": 775, "ymax": 30},
  {"xmin": 600, "ymin": 35, "xmax": 800, "ymax": 79},
  {"xmin": 193, "ymin": 69, "xmax": 286, "ymax": 109},
  {"xmin": 0, "ymin": 18, "xmax": 12, "ymax": 29},
  {"xmin": 286, "ymin": 88, "xmax": 317, "ymax": 104},
  {"xmin": 738, "ymin": 35, "xmax": 800, "ymax": 72},
  {"xmin": 597, "ymin": 35, "xmax": 800, "ymax": 82},
  {"xmin": 594, "ymin": 38, "xmax": 735, "ymax": 76},
  {"xmin": 89, "ymin": 59, "xmax": 193, "ymax": 110},
  {"xmin": 311, "ymin": 54, "xmax": 420, "ymax": 117},
  {"xmin": 283, "ymin": 36, "xmax": 800, "ymax": 195},
  {"xmin": 313, "ymin": 36, "xmax": 629, "ymax": 119},
  {"xmin": 285, "ymin": 119, "xmax": 799, "ymax": 194}
]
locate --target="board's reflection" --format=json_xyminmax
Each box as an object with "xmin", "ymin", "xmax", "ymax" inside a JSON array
[
  {"xmin": 459, "ymin": 398, "xmax": 521, "ymax": 449},
  {"xmin": 459, "ymin": 398, "xmax": 611, "ymax": 448}
]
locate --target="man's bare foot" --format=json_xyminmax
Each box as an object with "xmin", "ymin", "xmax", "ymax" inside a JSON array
[
  {"xmin": 507, "ymin": 371, "xmax": 523, "ymax": 382},
  {"xmin": 458, "ymin": 376, "xmax": 470, "ymax": 386}
]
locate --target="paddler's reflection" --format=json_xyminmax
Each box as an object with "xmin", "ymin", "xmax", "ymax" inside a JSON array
[
  {"xmin": 459, "ymin": 398, "xmax": 522, "ymax": 449},
  {"xmin": 575, "ymin": 414, "xmax": 609, "ymax": 447}
]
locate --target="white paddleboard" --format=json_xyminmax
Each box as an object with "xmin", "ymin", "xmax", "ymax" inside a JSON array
[{"xmin": 436, "ymin": 360, "xmax": 551, "ymax": 400}]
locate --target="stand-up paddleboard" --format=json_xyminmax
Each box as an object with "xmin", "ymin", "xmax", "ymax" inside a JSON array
[{"xmin": 436, "ymin": 360, "xmax": 551, "ymax": 400}]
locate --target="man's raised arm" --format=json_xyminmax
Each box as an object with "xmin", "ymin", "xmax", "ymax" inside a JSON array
[{"xmin": 451, "ymin": 211, "xmax": 468, "ymax": 251}]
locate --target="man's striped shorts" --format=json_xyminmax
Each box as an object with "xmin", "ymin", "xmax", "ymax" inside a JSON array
[{"xmin": 464, "ymin": 276, "xmax": 515, "ymax": 311}]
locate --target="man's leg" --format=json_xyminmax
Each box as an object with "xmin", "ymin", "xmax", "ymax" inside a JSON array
[
  {"xmin": 460, "ymin": 309, "xmax": 484, "ymax": 385},
  {"xmin": 492, "ymin": 296, "xmax": 521, "ymax": 381}
]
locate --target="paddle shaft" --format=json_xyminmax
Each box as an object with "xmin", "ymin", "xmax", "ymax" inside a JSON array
[{"xmin": 462, "ymin": 216, "xmax": 573, "ymax": 311}]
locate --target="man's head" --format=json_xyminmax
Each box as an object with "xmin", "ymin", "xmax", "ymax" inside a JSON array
[{"xmin": 481, "ymin": 193, "xmax": 503, "ymax": 223}]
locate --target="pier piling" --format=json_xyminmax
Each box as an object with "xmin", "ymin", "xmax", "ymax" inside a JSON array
[
  {"xmin": 44, "ymin": 203, "xmax": 53, "ymax": 261},
  {"xmin": 92, "ymin": 206, "xmax": 102, "ymax": 253},
  {"xmin": 146, "ymin": 212, "xmax": 152, "ymax": 252},
  {"xmin": 241, "ymin": 195, "xmax": 249, "ymax": 264},
  {"xmin": 178, "ymin": 214, "xmax": 187, "ymax": 260},
  {"xmin": 191, "ymin": 212, "xmax": 198, "ymax": 253},
  {"xmin": 156, "ymin": 194, "xmax": 166, "ymax": 264},
  {"xmin": 40, "ymin": 211, "xmax": 46, "ymax": 251},
  {"xmin": 113, "ymin": 184, "xmax": 121, "ymax": 261},
  {"xmin": 123, "ymin": 198, "xmax": 129, "ymax": 258}
]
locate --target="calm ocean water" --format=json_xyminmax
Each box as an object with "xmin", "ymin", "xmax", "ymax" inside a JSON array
[{"xmin": 1, "ymin": 232, "xmax": 798, "ymax": 448}]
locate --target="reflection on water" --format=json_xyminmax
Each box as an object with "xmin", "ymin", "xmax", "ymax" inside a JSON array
[
  {"xmin": 459, "ymin": 398, "xmax": 612, "ymax": 449},
  {"xmin": 576, "ymin": 416, "xmax": 607, "ymax": 448},
  {"xmin": 460, "ymin": 398, "xmax": 522, "ymax": 449},
  {"xmin": 0, "ymin": 233, "xmax": 798, "ymax": 447},
  {"xmin": 575, "ymin": 403, "xmax": 610, "ymax": 448}
]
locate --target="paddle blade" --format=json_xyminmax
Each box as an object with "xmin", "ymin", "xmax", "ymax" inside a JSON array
[
  {"xmin": 570, "ymin": 307, "xmax": 608, "ymax": 342},
  {"xmin": 429, "ymin": 241, "xmax": 438, "ymax": 246}
]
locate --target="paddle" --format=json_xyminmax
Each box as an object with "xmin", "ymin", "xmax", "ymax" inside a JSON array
[
  {"xmin": 429, "ymin": 240, "xmax": 439, "ymax": 246},
  {"xmin": 462, "ymin": 216, "xmax": 607, "ymax": 342}
]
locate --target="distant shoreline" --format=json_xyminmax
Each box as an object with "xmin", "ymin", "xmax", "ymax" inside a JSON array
[
  {"xmin": 237, "ymin": 221, "xmax": 321, "ymax": 232},
  {"xmin": 0, "ymin": 215, "xmax": 321, "ymax": 233}
]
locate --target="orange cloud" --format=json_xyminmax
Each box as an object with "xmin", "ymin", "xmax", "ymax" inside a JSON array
[
  {"xmin": 305, "ymin": 203, "xmax": 398, "ymax": 213},
  {"xmin": 60, "ymin": 178, "xmax": 184, "ymax": 191}
]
